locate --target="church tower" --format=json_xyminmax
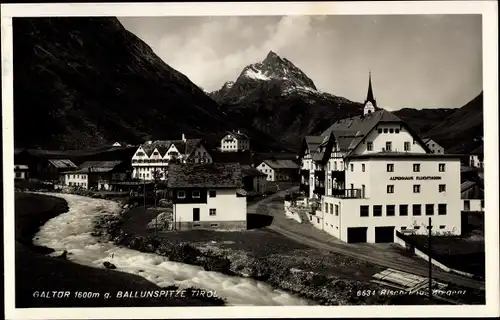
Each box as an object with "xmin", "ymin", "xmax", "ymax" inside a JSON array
[{"xmin": 363, "ymin": 72, "xmax": 377, "ymax": 115}]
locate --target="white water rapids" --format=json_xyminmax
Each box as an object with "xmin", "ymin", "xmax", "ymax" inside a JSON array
[{"xmin": 32, "ymin": 193, "xmax": 310, "ymax": 306}]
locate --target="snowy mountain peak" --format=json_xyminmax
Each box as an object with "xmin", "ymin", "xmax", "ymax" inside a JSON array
[{"xmin": 234, "ymin": 50, "xmax": 317, "ymax": 91}]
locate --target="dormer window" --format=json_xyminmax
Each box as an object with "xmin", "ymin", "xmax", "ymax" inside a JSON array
[
  {"xmin": 192, "ymin": 190, "xmax": 200, "ymax": 198},
  {"xmin": 136, "ymin": 151, "xmax": 145, "ymax": 156},
  {"xmin": 383, "ymin": 128, "xmax": 388, "ymax": 133},
  {"xmin": 177, "ymin": 191, "xmax": 186, "ymax": 199}
]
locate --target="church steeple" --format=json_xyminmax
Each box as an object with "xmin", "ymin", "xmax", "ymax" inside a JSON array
[{"xmin": 363, "ymin": 71, "xmax": 377, "ymax": 115}]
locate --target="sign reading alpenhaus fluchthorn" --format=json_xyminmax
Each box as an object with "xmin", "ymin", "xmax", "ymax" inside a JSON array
[{"xmin": 389, "ymin": 176, "xmax": 442, "ymax": 181}]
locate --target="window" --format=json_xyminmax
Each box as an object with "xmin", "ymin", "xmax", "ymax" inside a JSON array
[
  {"xmin": 439, "ymin": 163, "xmax": 446, "ymax": 172},
  {"xmin": 325, "ymin": 203, "xmax": 328, "ymax": 213},
  {"xmin": 387, "ymin": 185, "xmax": 394, "ymax": 194},
  {"xmin": 367, "ymin": 142, "xmax": 373, "ymax": 151},
  {"xmin": 415, "ymin": 226, "xmax": 421, "ymax": 230},
  {"xmin": 15, "ymin": 172, "xmax": 21, "ymax": 178},
  {"xmin": 192, "ymin": 190, "xmax": 200, "ymax": 198},
  {"xmin": 386, "ymin": 205, "xmax": 395, "ymax": 216},
  {"xmin": 404, "ymin": 142, "xmax": 411, "ymax": 151},
  {"xmin": 389, "ymin": 128, "xmax": 394, "ymax": 133},
  {"xmin": 413, "ymin": 185, "xmax": 421, "ymax": 193},
  {"xmin": 335, "ymin": 204, "xmax": 339, "ymax": 216},
  {"xmin": 136, "ymin": 151, "xmax": 145, "ymax": 156},
  {"xmin": 426, "ymin": 204, "xmax": 434, "ymax": 215},
  {"xmin": 439, "ymin": 184, "xmax": 446, "ymax": 192},
  {"xmin": 383, "ymin": 128, "xmax": 388, "ymax": 133},
  {"xmin": 209, "ymin": 208, "xmax": 217, "ymax": 216},
  {"xmin": 395, "ymin": 129, "xmax": 400, "ymax": 133},
  {"xmin": 387, "ymin": 164, "xmax": 394, "ymax": 172},
  {"xmin": 386, "ymin": 141, "xmax": 392, "ymax": 151},
  {"xmin": 373, "ymin": 205, "xmax": 382, "ymax": 217},
  {"xmin": 209, "ymin": 190, "xmax": 216, "ymax": 198},
  {"xmin": 330, "ymin": 204, "xmax": 333, "ymax": 215},
  {"xmin": 399, "ymin": 204, "xmax": 408, "ymax": 216},
  {"xmin": 401, "ymin": 226, "xmax": 407, "ymax": 230},
  {"xmin": 362, "ymin": 164, "xmax": 365, "ymax": 172},
  {"xmin": 413, "ymin": 204, "xmax": 422, "ymax": 216},
  {"xmin": 439, "ymin": 225, "xmax": 445, "ymax": 229},
  {"xmin": 360, "ymin": 205, "xmax": 369, "ymax": 217},
  {"xmin": 481, "ymin": 200, "xmax": 485, "ymax": 208},
  {"xmin": 378, "ymin": 128, "xmax": 383, "ymax": 133},
  {"xmin": 413, "ymin": 164, "xmax": 420, "ymax": 172},
  {"xmin": 350, "ymin": 164, "xmax": 354, "ymax": 171},
  {"xmin": 438, "ymin": 204, "xmax": 447, "ymax": 215},
  {"xmin": 177, "ymin": 191, "xmax": 186, "ymax": 199}
]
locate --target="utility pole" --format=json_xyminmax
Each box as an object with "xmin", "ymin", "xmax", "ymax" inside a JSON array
[
  {"xmin": 427, "ymin": 216, "xmax": 433, "ymax": 300},
  {"xmin": 143, "ymin": 177, "xmax": 146, "ymax": 209}
]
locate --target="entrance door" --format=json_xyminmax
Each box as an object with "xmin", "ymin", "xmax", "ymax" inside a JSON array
[
  {"xmin": 375, "ymin": 226, "xmax": 395, "ymax": 243},
  {"xmin": 464, "ymin": 200, "xmax": 470, "ymax": 211},
  {"xmin": 347, "ymin": 227, "xmax": 367, "ymax": 243},
  {"xmin": 193, "ymin": 208, "xmax": 200, "ymax": 221}
]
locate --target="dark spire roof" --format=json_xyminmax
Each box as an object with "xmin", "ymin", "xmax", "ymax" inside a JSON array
[{"xmin": 365, "ymin": 71, "xmax": 377, "ymax": 107}]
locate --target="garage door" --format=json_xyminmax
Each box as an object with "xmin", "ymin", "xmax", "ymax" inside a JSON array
[
  {"xmin": 375, "ymin": 226, "xmax": 395, "ymax": 243},
  {"xmin": 347, "ymin": 227, "xmax": 367, "ymax": 243}
]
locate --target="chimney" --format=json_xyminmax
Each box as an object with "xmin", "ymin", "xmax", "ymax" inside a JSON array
[
  {"xmin": 237, "ymin": 130, "xmax": 241, "ymax": 134},
  {"xmin": 182, "ymin": 133, "xmax": 186, "ymax": 142},
  {"xmin": 147, "ymin": 140, "xmax": 152, "ymax": 145}
]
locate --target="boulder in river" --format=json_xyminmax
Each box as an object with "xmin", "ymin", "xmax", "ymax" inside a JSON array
[{"xmin": 103, "ymin": 261, "xmax": 117, "ymax": 269}]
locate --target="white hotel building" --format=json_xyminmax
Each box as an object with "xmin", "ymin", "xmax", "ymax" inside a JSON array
[
  {"xmin": 299, "ymin": 74, "xmax": 462, "ymax": 243},
  {"xmin": 131, "ymin": 134, "xmax": 212, "ymax": 181}
]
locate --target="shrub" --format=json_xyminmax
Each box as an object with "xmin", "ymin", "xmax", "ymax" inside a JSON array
[{"xmin": 168, "ymin": 243, "xmax": 201, "ymax": 265}]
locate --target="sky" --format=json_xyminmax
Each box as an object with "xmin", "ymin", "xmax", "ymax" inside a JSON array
[{"xmin": 118, "ymin": 15, "xmax": 482, "ymax": 111}]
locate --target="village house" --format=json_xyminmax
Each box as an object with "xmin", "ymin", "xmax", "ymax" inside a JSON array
[
  {"xmin": 63, "ymin": 160, "xmax": 129, "ymax": 190},
  {"xmin": 468, "ymin": 145, "xmax": 484, "ymax": 168},
  {"xmin": 220, "ymin": 130, "xmax": 251, "ymax": 152},
  {"xmin": 241, "ymin": 165, "xmax": 268, "ymax": 195},
  {"xmin": 422, "ymin": 137, "xmax": 445, "ymax": 154},
  {"xmin": 257, "ymin": 160, "xmax": 300, "ymax": 182},
  {"xmin": 167, "ymin": 163, "xmax": 247, "ymax": 230},
  {"xmin": 131, "ymin": 134, "xmax": 212, "ymax": 181},
  {"xmin": 14, "ymin": 148, "xmax": 77, "ymax": 182},
  {"xmin": 14, "ymin": 164, "xmax": 29, "ymax": 180},
  {"xmin": 298, "ymin": 73, "xmax": 463, "ymax": 243}
]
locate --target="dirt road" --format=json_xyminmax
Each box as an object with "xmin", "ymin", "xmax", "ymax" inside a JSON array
[{"xmin": 248, "ymin": 189, "xmax": 485, "ymax": 291}]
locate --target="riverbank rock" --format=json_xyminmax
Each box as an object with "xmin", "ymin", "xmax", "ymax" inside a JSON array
[{"xmin": 103, "ymin": 261, "xmax": 116, "ymax": 269}]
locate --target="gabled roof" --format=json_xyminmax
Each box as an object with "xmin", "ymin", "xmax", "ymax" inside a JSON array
[
  {"xmin": 66, "ymin": 160, "xmax": 124, "ymax": 174},
  {"xmin": 167, "ymin": 163, "xmax": 243, "ymax": 188},
  {"xmin": 140, "ymin": 139, "xmax": 203, "ymax": 157},
  {"xmin": 304, "ymin": 136, "xmax": 325, "ymax": 151},
  {"xmin": 241, "ymin": 165, "xmax": 267, "ymax": 177},
  {"xmin": 225, "ymin": 131, "xmax": 250, "ymax": 140},
  {"xmin": 461, "ymin": 180, "xmax": 477, "ymax": 193},
  {"xmin": 262, "ymin": 159, "xmax": 300, "ymax": 170},
  {"xmin": 48, "ymin": 159, "xmax": 77, "ymax": 169},
  {"xmin": 321, "ymin": 109, "xmax": 432, "ymax": 155}
]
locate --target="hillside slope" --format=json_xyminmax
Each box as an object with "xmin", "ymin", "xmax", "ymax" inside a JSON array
[
  {"xmin": 425, "ymin": 92, "xmax": 483, "ymax": 153},
  {"xmin": 13, "ymin": 17, "xmax": 282, "ymax": 151}
]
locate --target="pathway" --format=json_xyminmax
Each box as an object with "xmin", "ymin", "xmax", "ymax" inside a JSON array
[{"xmin": 248, "ymin": 188, "xmax": 485, "ymax": 291}]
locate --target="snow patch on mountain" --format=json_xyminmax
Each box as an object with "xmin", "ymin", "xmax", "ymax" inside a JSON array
[{"xmin": 244, "ymin": 67, "xmax": 270, "ymax": 81}]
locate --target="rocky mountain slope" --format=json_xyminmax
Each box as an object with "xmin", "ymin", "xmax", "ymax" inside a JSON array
[
  {"xmin": 394, "ymin": 92, "xmax": 483, "ymax": 154},
  {"xmin": 13, "ymin": 17, "xmax": 283, "ymax": 151},
  {"xmin": 209, "ymin": 51, "xmax": 364, "ymax": 151}
]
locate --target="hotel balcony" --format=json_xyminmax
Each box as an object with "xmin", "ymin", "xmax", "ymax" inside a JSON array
[
  {"xmin": 331, "ymin": 188, "xmax": 363, "ymax": 199},
  {"xmin": 313, "ymin": 180, "xmax": 325, "ymax": 196},
  {"xmin": 299, "ymin": 169, "xmax": 310, "ymax": 177},
  {"xmin": 330, "ymin": 170, "xmax": 345, "ymax": 181},
  {"xmin": 314, "ymin": 170, "xmax": 325, "ymax": 181}
]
